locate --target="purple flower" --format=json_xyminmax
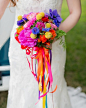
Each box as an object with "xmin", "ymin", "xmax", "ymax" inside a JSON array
[
  {"xmin": 18, "ymin": 28, "xmax": 38, "ymax": 47},
  {"xmin": 45, "ymin": 13, "xmax": 49, "ymax": 17},
  {"xmin": 42, "ymin": 28, "xmax": 50, "ymax": 32},
  {"xmin": 49, "ymin": 9, "xmax": 63, "ymax": 27},
  {"xmin": 17, "ymin": 18, "xmax": 28, "ymax": 26},
  {"xmin": 17, "ymin": 20, "xmax": 24, "ymax": 26},
  {"xmin": 22, "ymin": 14, "xmax": 27, "ymax": 18},
  {"xmin": 32, "ymin": 27, "xmax": 40, "ymax": 34}
]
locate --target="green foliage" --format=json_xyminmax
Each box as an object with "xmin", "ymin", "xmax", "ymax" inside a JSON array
[
  {"xmin": 0, "ymin": 91, "xmax": 8, "ymax": 108},
  {"xmin": 55, "ymin": 29, "xmax": 66, "ymax": 49},
  {"xmin": 15, "ymin": 34, "xmax": 18, "ymax": 36},
  {"xmin": 56, "ymin": 30, "xmax": 66, "ymax": 38},
  {"xmin": 59, "ymin": 37, "xmax": 66, "ymax": 49}
]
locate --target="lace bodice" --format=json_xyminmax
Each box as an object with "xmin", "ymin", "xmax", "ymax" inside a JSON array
[{"xmin": 16, "ymin": 0, "xmax": 63, "ymax": 15}]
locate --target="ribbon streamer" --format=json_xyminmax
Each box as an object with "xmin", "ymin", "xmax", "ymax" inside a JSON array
[{"xmin": 26, "ymin": 47, "xmax": 57, "ymax": 108}]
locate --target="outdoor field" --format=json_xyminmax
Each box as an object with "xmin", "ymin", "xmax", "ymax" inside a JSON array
[
  {"xmin": 0, "ymin": 0, "xmax": 86, "ymax": 108},
  {"xmin": 61, "ymin": 0, "xmax": 86, "ymax": 93}
]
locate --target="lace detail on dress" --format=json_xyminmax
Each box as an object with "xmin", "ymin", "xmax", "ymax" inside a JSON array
[{"xmin": 15, "ymin": 0, "xmax": 63, "ymax": 15}]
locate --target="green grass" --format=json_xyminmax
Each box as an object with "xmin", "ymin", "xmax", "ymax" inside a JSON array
[
  {"xmin": 0, "ymin": 91, "xmax": 8, "ymax": 108},
  {"xmin": 61, "ymin": 0, "xmax": 86, "ymax": 92},
  {"xmin": 0, "ymin": 0, "xmax": 86, "ymax": 107}
]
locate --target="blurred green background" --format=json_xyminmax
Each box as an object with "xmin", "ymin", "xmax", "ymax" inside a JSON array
[
  {"xmin": 61, "ymin": 0, "xmax": 86, "ymax": 93},
  {"xmin": 0, "ymin": 0, "xmax": 86, "ymax": 108}
]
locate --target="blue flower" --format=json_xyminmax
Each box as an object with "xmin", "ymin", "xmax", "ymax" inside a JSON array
[
  {"xmin": 17, "ymin": 18, "xmax": 28, "ymax": 26},
  {"xmin": 49, "ymin": 9, "xmax": 63, "ymax": 27},
  {"xmin": 17, "ymin": 20, "xmax": 24, "ymax": 26},
  {"xmin": 32, "ymin": 27, "xmax": 40, "ymax": 34},
  {"xmin": 53, "ymin": 20, "xmax": 60, "ymax": 27},
  {"xmin": 23, "ymin": 18, "xmax": 28, "ymax": 21},
  {"xmin": 42, "ymin": 28, "xmax": 50, "ymax": 32}
]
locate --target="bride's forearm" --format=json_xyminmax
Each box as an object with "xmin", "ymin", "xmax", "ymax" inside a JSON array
[
  {"xmin": 59, "ymin": 0, "xmax": 81, "ymax": 33},
  {"xmin": 59, "ymin": 11, "xmax": 81, "ymax": 33},
  {"xmin": 0, "ymin": 0, "xmax": 10, "ymax": 19}
]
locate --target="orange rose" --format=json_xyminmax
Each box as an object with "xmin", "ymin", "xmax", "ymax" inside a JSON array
[
  {"xmin": 16, "ymin": 26, "xmax": 24, "ymax": 34},
  {"xmin": 49, "ymin": 30, "xmax": 56, "ymax": 40}
]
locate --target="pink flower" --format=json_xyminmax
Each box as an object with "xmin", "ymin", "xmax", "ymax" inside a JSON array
[
  {"xmin": 24, "ymin": 18, "xmax": 36, "ymax": 29},
  {"xmin": 50, "ymin": 23, "xmax": 57, "ymax": 30},
  {"xmin": 24, "ymin": 28, "xmax": 32, "ymax": 37},
  {"xmin": 18, "ymin": 28, "xmax": 38, "ymax": 47},
  {"xmin": 36, "ymin": 22, "xmax": 45, "ymax": 30},
  {"xmin": 27, "ymin": 13, "xmax": 37, "ymax": 20}
]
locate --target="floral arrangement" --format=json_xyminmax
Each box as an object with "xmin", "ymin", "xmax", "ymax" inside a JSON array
[{"xmin": 15, "ymin": 9, "xmax": 66, "ymax": 108}]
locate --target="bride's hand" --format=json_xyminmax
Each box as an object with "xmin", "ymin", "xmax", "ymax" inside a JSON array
[
  {"xmin": 45, "ymin": 38, "xmax": 58, "ymax": 50},
  {"xmin": 45, "ymin": 43, "xmax": 52, "ymax": 50}
]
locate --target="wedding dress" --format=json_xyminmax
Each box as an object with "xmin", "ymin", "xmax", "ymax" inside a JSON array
[{"xmin": 6, "ymin": 0, "xmax": 86, "ymax": 108}]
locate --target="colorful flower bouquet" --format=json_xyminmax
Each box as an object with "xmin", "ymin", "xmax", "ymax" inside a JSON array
[{"xmin": 15, "ymin": 9, "xmax": 66, "ymax": 108}]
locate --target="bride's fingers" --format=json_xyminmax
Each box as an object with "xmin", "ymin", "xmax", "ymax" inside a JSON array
[
  {"xmin": 53, "ymin": 38, "xmax": 57, "ymax": 43},
  {"xmin": 45, "ymin": 43, "xmax": 52, "ymax": 49}
]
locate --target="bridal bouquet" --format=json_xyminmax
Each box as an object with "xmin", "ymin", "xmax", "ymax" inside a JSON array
[{"xmin": 15, "ymin": 9, "xmax": 66, "ymax": 108}]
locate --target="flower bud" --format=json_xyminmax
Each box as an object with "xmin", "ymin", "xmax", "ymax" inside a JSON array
[
  {"xmin": 17, "ymin": 15, "xmax": 22, "ymax": 21},
  {"xmin": 45, "ymin": 32, "xmax": 52, "ymax": 39},
  {"xmin": 46, "ymin": 23, "xmax": 51, "ymax": 28},
  {"xmin": 36, "ymin": 14, "xmax": 42, "ymax": 20},
  {"xmin": 40, "ymin": 12, "xmax": 45, "ymax": 17},
  {"xmin": 30, "ymin": 33, "xmax": 37, "ymax": 39}
]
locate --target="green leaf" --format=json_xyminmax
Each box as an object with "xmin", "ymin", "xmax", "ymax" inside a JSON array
[
  {"xmin": 56, "ymin": 30, "xmax": 66, "ymax": 39},
  {"xmin": 59, "ymin": 37, "xmax": 66, "ymax": 50},
  {"xmin": 40, "ymin": 32, "xmax": 45, "ymax": 35},
  {"xmin": 16, "ymin": 34, "xmax": 18, "ymax": 37},
  {"xmin": 49, "ymin": 39, "xmax": 53, "ymax": 43}
]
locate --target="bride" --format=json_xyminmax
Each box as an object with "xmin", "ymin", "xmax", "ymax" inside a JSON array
[{"xmin": 0, "ymin": 0, "xmax": 83, "ymax": 108}]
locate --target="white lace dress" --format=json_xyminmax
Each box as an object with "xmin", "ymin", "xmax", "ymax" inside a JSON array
[{"xmin": 6, "ymin": 0, "xmax": 86, "ymax": 108}]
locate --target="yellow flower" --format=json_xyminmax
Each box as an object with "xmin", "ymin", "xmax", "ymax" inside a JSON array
[
  {"xmin": 45, "ymin": 32, "xmax": 52, "ymax": 39},
  {"xmin": 46, "ymin": 23, "xmax": 51, "ymax": 28},
  {"xmin": 30, "ymin": 33, "xmax": 37, "ymax": 39},
  {"xmin": 40, "ymin": 12, "xmax": 45, "ymax": 17},
  {"xmin": 36, "ymin": 14, "xmax": 42, "ymax": 20},
  {"xmin": 36, "ymin": 12, "xmax": 45, "ymax": 20},
  {"xmin": 17, "ymin": 15, "xmax": 22, "ymax": 21}
]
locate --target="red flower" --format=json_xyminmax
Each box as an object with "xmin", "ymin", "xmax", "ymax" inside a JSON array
[
  {"xmin": 15, "ymin": 36, "xmax": 20, "ymax": 43},
  {"xmin": 21, "ymin": 45, "xmax": 27, "ymax": 49},
  {"xmin": 40, "ymin": 35, "xmax": 47, "ymax": 43},
  {"xmin": 42, "ymin": 17, "xmax": 49, "ymax": 22},
  {"xmin": 45, "ymin": 42, "xmax": 50, "ymax": 46}
]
